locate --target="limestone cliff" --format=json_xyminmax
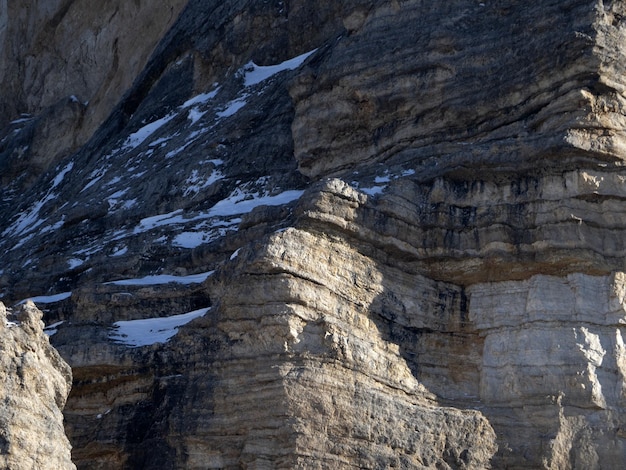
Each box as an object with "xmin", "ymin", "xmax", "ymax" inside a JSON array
[
  {"xmin": 2, "ymin": 0, "xmax": 626, "ymax": 468},
  {"xmin": 0, "ymin": 302, "xmax": 74, "ymax": 469}
]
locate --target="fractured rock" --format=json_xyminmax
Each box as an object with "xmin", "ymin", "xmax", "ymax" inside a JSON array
[{"xmin": 0, "ymin": 302, "xmax": 74, "ymax": 470}]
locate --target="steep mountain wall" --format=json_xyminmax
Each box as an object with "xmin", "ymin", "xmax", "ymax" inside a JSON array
[
  {"xmin": 2, "ymin": 0, "xmax": 626, "ymax": 468},
  {"xmin": 0, "ymin": 0, "xmax": 187, "ymax": 189}
]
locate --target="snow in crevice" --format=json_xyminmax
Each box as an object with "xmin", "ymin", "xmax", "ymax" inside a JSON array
[
  {"xmin": 211, "ymin": 48, "xmax": 317, "ymax": 121},
  {"xmin": 44, "ymin": 320, "xmax": 65, "ymax": 337},
  {"xmin": 106, "ymin": 190, "xmax": 136, "ymax": 213},
  {"xmin": 3, "ymin": 192, "xmax": 53, "ymax": 239},
  {"xmin": 149, "ymin": 136, "xmax": 173, "ymax": 147},
  {"xmin": 171, "ymin": 219, "xmax": 241, "ymax": 248},
  {"xmin": 361, "ymin": 185, "xmax": 387, "ymax": 196},
  {"xmin": 181, "ymin": 87, "xmax": 220, "ymax": 126},
  {"xmin": 134, "ymin": 209, "xmax": 184, "ymax": 233},
  {"xmin": 230, "ymin": 248, "xmax": 241, "ymax": 260},
  {"xmin": 10, "ymin": 115, "xmax": 33, "ymax": 125},
  {"xmin": 206, "ymin": 188, "xmax": 304, "ymax": 218},
  {"xmin": 165, "ymin": 140, "xmax": 195, "ymax": 159},
  {"xmin": 105, "ymin": 176, "xmax": 122, "ymax": 187},
  {"xmin": 107, "ymin": 189, "xmax": 129, "ymax": 208}
]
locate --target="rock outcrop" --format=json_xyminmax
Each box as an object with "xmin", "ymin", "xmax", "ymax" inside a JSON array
[
  {"xmin": 2, "ymin": 0, "xmax": 626, "ymax": 468},
  {"xmin": 0, "ymin": 302, "xmax": 74, "ymax": 470}
]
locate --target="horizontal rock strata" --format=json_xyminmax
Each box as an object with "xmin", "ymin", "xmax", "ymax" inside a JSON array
[{"xmin": 2, "ymin": 0, "xmax": 626, "ymax": 468}]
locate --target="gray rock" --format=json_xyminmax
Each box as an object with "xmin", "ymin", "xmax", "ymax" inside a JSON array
[
  {"xmin": 0, "ymin": 302, "xmax": 74, "ymax": 470},
  {"xmin": 2, "ymin": 0, "xmax": 626, "ymax": 468}
]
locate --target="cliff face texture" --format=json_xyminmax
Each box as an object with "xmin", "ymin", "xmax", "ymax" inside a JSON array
[
  {"xmin": 0, "ymin": 302, "xmax": 74, "ymax": 469},
  {"xmin": 2, "ymin": 0, "xmax": 626, "ymax": 468}
]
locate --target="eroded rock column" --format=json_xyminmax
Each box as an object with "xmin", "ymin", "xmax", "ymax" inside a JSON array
[{"xmin": 0, "ymin": 301, "xmax": 75, "ymax": 470}]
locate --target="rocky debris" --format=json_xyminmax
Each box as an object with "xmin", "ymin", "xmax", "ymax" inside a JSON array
[
  {"xmin": 0, "ymin": 302, "xmax": 74, "ymax": 470},
  {"xmin": 1, "ymin": 0, "xmax": 626, "ymax": 468}
]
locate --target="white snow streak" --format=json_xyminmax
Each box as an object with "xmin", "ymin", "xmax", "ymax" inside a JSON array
[
  {"xmin": 20, "ymin": 292, "xmax": 72, "ymax": 305},
  {"xmin": 134, "ymin": 189, "xmax": 304, "ymax": 235},
  {"xmin": 123, "ymin": 113, "xmax": 176, "ymax": 149},
  {"xmin": 182, "ymin": 88, "xmax": 219, "ymax": 108},
  {"xmin": 206, "ymin": 189, "xmax": 304, "ymax": 218},
  {"xmin": 105, "ymin": 271, "xmax": 214, "ymax": 286},
  {"xmin": 44, "ymin": 320, "xmax": 65, "ymax": 337},
  {"xmin": 216, "ymin": 97, "xmax": 248, "ymax": 118},
  {"xmin": 243, "ymin": 49, "xmax": 317, "ymax": 86}
]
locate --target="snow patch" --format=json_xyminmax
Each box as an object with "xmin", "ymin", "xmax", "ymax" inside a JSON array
[
  {"xmin": 361, "ymin": 185, "xmax": 387, "ymax": 196},
  {"xmin": 134, "ymin": 190, "xmax": 303, "ymax": 234},
  {"xmin": 183, "ymin": 169, "xmax": 224, "ymax": 196},
  {"xmin": 3, "ymin": 193, "xmax": 53, "ymax": 238},
  {"xmin": 81, "ymin": 167, "xmax": 109, "ymax": 192},
  {"xmin": 52, "ymin": 162, "xmax": 74, "ymax": 189},
  {"xmin": 243, "ymin": 49, "xmax": 317, "ymax": 87},
  {"xmin": 39, "ymin": 218, "xmax": 65, "ymax": 235},
  {"xmin": 187, "ymin": 108, "xmax": 207, "ymax": 124},
  {"xmin": 111, "ymin": 246, "xmax": 128, "ymax": 257},
  {"xmin": 374, "ymin": 175, "xmax": 391, "ymax": 184},
  {"xmin": 207, "ymin": 189, "xmax": 304, "ymax": 218},
  {"xmin": 109, "ymin": 307, "xmax": 211, "ymax": 347},
  {"xmin": 172, "ymin": 232, "xmax": 211, "ymax": 248},
  {"xmin": 10, "ymin": 115, "xmax": 33, "ymax": 124},
  {"xmin": 105, "ymin": 271, "xmax": 214, "ymax": 286},
  {"xmin": 68, "ymin": 258, "xmax": 84, "ymax": 269},
  {"xmin": 149, "ymin": 136, "xmax": 172, "ymax": 147},
  {"xmin": 135, "ymin": 209, "xmax": 184, "ymax": 233},
  {"xmin": 44, "ymin": 320, "xmax": 65, "ymax": 337},
  {"xmin": 107, "ymin": 189, "xmax": 129, "ymax": 209},
  {"xmin": 182, "ymin": 88, "xmax": 219, "ymax": 108},
  {"xmin": 216, "ymin": 97, "xmax": 248, "ymax": 118},
  {"xmin": 20, "ymin": 292, "xmax": 72, "ymax": 305},
  {"xmin": 123, "ymin": 113, "xmax": 176, "ymax": 149}
]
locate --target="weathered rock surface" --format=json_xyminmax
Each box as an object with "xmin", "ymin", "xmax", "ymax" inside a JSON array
[
  {"xmin": 0, "ymin": 0, "xmax": 187, "ymax": 189},
  {"xmin": 0, "ymin": 302, "xmax": 74, "ymax": 470},
  {"xmin": 469, "ymin": 273, "xmax": 626, "ymax": 468},
  {"xmin": 2, "ymin": 0, "xmax": 626, "ymax": 468}
]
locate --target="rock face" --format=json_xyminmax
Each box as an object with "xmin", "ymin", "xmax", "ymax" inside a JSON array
[
  {"xmin": 0, "ymin": 0, "xmax": 187, "ymax": 189},
  {"xmin": 0, "ymin": 302, "xmax": 74, "ymax": 470},
  {"xmin": 2, "ymin": 0, "xmax": 626, "ymax": 468}
]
